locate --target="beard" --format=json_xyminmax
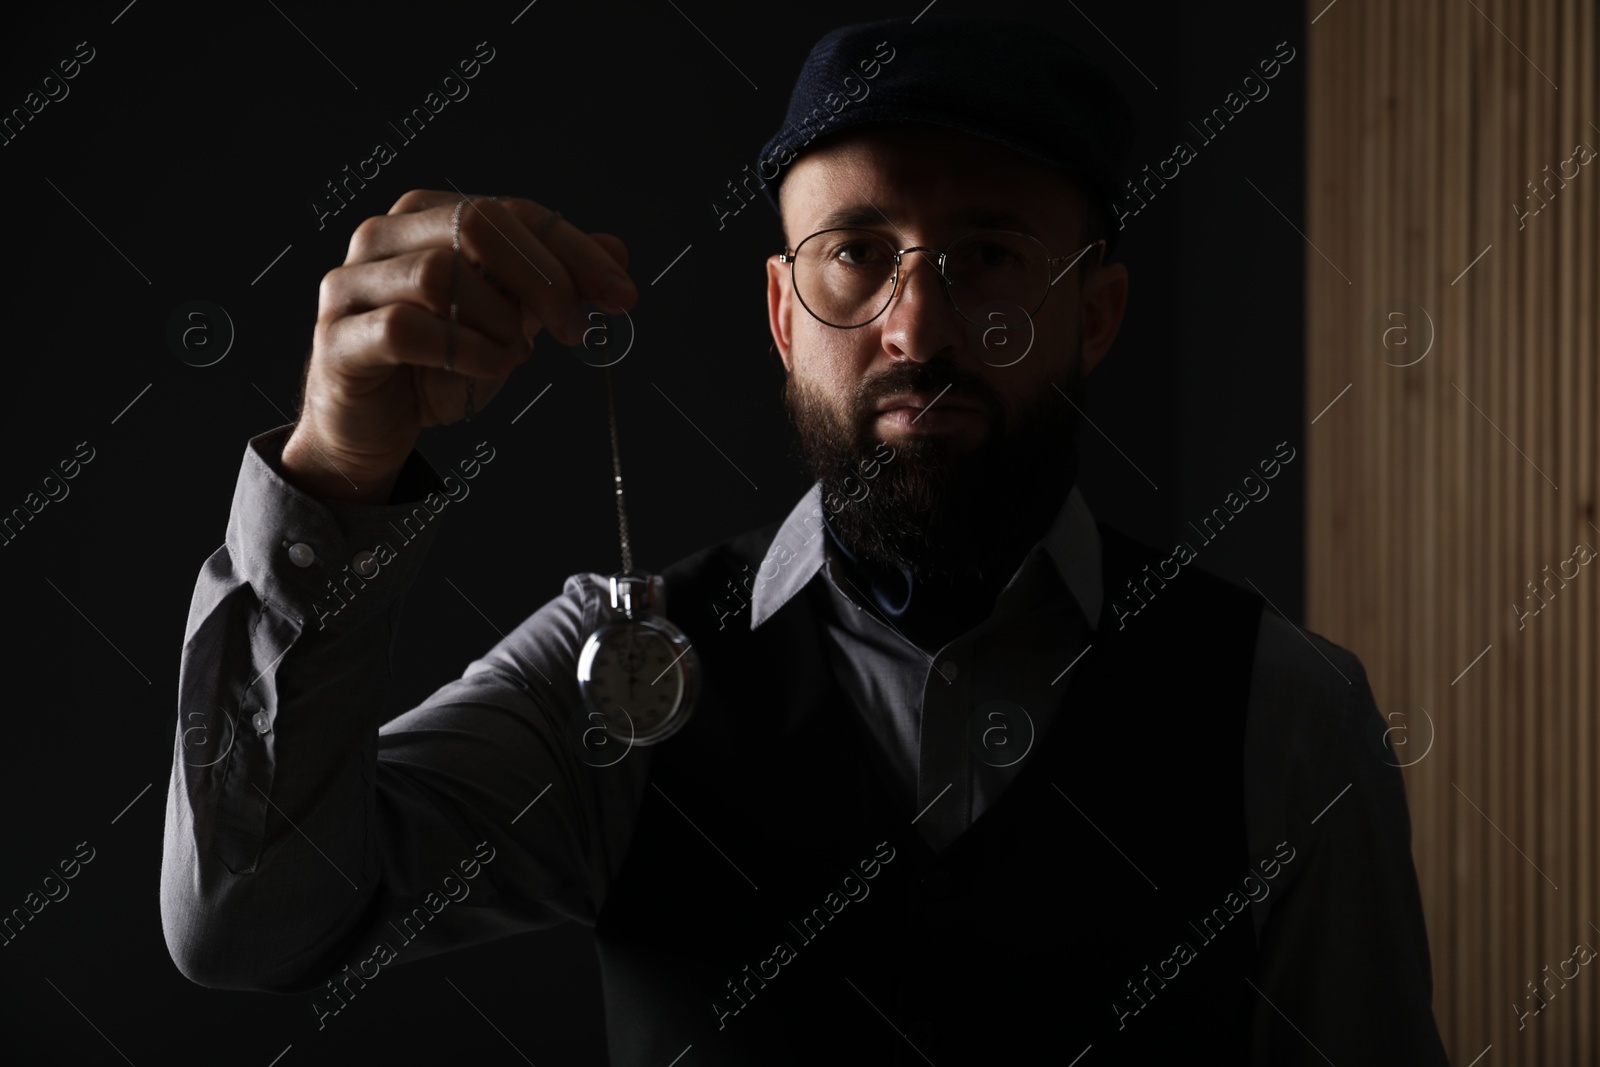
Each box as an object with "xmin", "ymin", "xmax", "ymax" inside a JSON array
[{"xmin": 783, "ymin": 344, "xmax": 1086, "ymax": 590}]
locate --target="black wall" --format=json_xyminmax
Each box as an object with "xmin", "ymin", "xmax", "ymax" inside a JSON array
[{"xmin": 0, "ymin": 1, "xmax": 1303, "ymax": 1062}]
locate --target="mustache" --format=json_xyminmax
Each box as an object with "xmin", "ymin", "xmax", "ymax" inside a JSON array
[{"xmin": 852, "ymin": 363, "xmax": 1003, "ymax": 424}]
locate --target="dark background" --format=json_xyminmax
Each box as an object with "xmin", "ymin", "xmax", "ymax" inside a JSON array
[{"xmin": 0, "ymin": 0, "xmax": 1303, "ymax": 1062}]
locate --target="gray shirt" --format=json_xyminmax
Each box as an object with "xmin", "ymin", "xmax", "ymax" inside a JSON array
[{"xmin": 161, "ymin": 422, "xmax": 1447, "ymax": 1063}]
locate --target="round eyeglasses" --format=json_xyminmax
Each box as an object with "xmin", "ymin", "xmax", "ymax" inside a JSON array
[{"xmin": 778, "ymin": 229, "xmax": 1105, "ymax": 330}]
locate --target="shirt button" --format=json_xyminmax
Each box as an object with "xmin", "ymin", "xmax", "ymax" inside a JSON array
[
  {"xmin": 287, "ymin": 542, "xmax": 315, "ymax": 567},
  {"xmin": 251, "ymin": 711, "xmax": 271, "ymax": 735},
  {"xmin": 938, "ymin": 659, "xmax": 958, "ymax": 681},
  {"xmin": 351, "ymin": 549, "xmax": 378, "ymax": 577}
]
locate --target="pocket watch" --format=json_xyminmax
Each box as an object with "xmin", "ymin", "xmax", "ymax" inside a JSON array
[
  {"xmin": 578, "ymin": 572, "xmax": 700, "ymax": 745},
  {"xmin": 572, "ymin": 351, "xmax": 700, "ymax": 746}
]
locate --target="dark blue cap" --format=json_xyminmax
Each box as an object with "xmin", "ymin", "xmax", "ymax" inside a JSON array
[{"xmin": 758, "ymin": 15, "xmax": 1137, "ymax": 252}]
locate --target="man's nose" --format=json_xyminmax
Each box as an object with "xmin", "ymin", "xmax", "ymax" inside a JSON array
[{"xmin": 879, "ymin": 250, "xmax": 964, "ymax": 362}]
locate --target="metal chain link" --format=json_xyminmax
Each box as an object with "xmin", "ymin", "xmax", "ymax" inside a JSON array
[{"xmin": 604, "ymin": 365, "xmax": 633, "ymax": 575}]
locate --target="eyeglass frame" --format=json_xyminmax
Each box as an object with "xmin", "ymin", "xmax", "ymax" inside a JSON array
[{"xmin": 776, "ymin": 228, "xmax": 1107, "ymax": 331}]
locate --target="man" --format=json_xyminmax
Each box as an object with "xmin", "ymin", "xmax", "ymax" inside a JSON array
[{"xmin": 161, "ymin": 15, "xmax": 1449, "ymax": 1065}]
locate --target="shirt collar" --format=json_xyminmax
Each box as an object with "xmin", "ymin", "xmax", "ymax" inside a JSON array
[
  {"xmin": 1039, "ymin": 479, "xmax": 1102, "ymax": 631},
  {"xmin": 748, "ymin": 482, "xmax": 831, "ymax": 630},
  {"xmin": 749, "ymin": 480, "xmax": 1102, "ymax": 632}
]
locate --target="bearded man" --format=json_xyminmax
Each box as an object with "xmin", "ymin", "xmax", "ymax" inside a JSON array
[{"xmin": 161, "ymin": 14, "xmax": 1447, "ymax": 1066}]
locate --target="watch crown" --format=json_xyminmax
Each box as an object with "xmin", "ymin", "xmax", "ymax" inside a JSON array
[{"xmin": 609, "ymin": 572, "xmax": 666, "ymax": 618}]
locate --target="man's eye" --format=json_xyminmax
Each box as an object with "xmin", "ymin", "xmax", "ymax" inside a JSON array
[{"xmin": 833, "ymin": 242, "xmax": 885, "ymax": 266}]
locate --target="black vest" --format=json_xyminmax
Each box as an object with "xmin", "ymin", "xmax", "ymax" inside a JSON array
[{"xmin": 592, "ymin": 520, "xmax": 1265, "ymax": 1065}]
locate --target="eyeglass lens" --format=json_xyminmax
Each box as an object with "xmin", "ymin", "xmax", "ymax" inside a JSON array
[{"xmin": 790, "ymin": 229, "xmax": 1060, "ymax": 329}]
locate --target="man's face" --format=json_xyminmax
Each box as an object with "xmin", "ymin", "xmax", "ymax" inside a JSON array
[{"xmin": 766, "ymin": 125, "xmax": 1129, "ymax": 583}]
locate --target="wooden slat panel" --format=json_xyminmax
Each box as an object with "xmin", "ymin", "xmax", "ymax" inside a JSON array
[{"xmin": 1305, "ymin": 0, "xmax": 1595, "ymax": 1062}]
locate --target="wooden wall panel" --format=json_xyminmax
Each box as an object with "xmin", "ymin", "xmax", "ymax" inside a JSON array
[{"xmin": 1307, "ymin": 0, "xmax": 1597, "ymax": 1062}]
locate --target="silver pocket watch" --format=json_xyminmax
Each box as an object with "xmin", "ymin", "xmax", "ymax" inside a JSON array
[
  {"xmin": 573, "ymin": 354, "xmax": 701, "ymax": 745},
  {"xmin": 578, "ymin": 572, "xmax": 700, "ymax": 745}
]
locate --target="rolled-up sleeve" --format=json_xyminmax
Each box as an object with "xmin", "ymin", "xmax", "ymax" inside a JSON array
[{"xmin": 161, "ymin": 423, "xmax": 649, "ymax": 994}]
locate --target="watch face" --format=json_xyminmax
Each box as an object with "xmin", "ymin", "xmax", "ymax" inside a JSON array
[{"xmin": 578, "ymin": 618, "xmax": 696, "ymax": 744}]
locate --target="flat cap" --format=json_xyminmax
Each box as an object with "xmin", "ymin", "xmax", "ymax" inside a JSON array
[{"xmin": 758, "ymin": 14, "xmax": 1137, "ymax": 250}]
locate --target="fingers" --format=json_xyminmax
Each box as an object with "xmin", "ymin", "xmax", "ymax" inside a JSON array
[
  {"xmin": 349, "ymin": 199, "xmax": 570, "ymax": 340},
  {"xmin": 355, "ymin": 191, "xmax": 638, "ymax": 345},
  {"xmin": 320, "ymin": 247, "xmax": 529, "ymax": 350},
  {"xmin": 513, "ymin": 207, "xmax": 637, "ymax": 309},
  {"xmin": 587, "ymin": 233, "xmax": 630, "ymax": 272},
  {"xmin": 386, "ymin": 188, "xmax": 475, "ymax": 216},
  {"xmin": 323, "ymin": 302, "xmax": 530, "ymax": 383}
]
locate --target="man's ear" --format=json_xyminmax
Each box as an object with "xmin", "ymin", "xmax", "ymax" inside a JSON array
[
  {"xmin": 767, "ymin": 253, "xmax": 795, "ymax": 372},
  {"xmin": 1078, "ymin": 261, "xmax": 1128, "ymax": 377}
]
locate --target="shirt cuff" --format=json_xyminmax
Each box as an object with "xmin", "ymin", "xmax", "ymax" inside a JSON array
[{"xmin": 226, "ymin": 423, "xmax": 452, "ymax": 632}]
